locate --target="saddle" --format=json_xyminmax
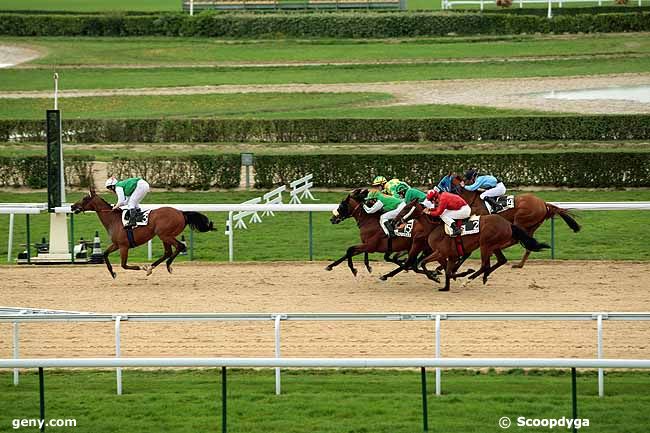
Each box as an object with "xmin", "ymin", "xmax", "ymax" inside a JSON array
[
  {"xmin": 394, "ymin": 220, "xmax": 414, "ymax": 238},
  {"xmin": 485, "ymin": 195, "xmax": 515, "ymax": 214},
  {"xmin": 121, "ymin": 209, "xmax": 151, "ymax": 228},
  {"xmin": 444, "ymin": 215, "xmax": 480, "ymax": 237}
]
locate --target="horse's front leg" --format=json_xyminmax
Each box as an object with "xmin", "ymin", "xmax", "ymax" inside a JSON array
[
  {"xmin": 119, "ymin": 246, "xmax": 142, "ymax": 271},
  {"xmin": 103, "ymin": 243, "xmax": 119, "ymax": 279},
  {"xmin": 325, "ymin": 252, "xmax": 350, "ymax": 271},
  {"xmin": 364, "ymin": 252, "xmax": 372, "ymax": 273}
]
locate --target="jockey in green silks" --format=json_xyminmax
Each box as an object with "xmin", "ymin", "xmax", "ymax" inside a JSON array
[
  {"xmin": 393, "ymin": 182, "xmax": 436, "ymax": 209},
  {"xmin": 363, "ymin": 189, "xmax": 405, "ymax": 238}
]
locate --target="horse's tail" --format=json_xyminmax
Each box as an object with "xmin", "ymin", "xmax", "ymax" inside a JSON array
[
  {"xmin": 183, "ymin": 211, "xmax": 215, "ymax": 232},
  {"xmin": 511, "ymin": 224, "xmax": 550, "ymax": 252},
  {"xmin": 546, "ymin": 204, "xmax": 581, "ymax": 233}
]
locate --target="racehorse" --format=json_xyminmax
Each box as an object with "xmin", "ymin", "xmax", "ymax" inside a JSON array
[
  {"xmin": 71, "ymin": 188, "xmax": 215, "ymax": 278},
  {"xmin": 437, "ymin": 174, "xmax": 580, "ymax": 268},
  {"xmin": 326, "ymin": 189, "xmax": 438, "ymax": 281},
  {"xmin": 395, "ymin": 200, "xmax": 550, "ymax": 291}
]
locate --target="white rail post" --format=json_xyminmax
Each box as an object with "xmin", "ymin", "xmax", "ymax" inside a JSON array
[
  {"xmin": 115, "ymin": 316, "xmax": 122, "ymax": 395},
  {"xmin": 274, "ymin": 314, "xmax": 282, "ymax": 395},
  {"xmin": 228, "ymin": 211, "xmax": 234, "ymax": 262},
  {"xmin": 7, "ymin": 213, "xmax": 14, "ymax": 262},
  {"xmin": 480, "ymin": 0, "xmax": 484, "ymax": 10},
  {"xmin": 435, "ymin": 314, "xmax": 441, "ymax": 396},
  {"xmin": 547, "ymin": 0, "xmax": 552, "ymax": 18},
  {"xmin": 147, "ymin": 240, "xmax": 152, "ymax": 260},
  {"xmin": 597, "ymin": 314, "xmax": 604, "ymax": 397},
  {"xmin": 13, "ymin": 322, "xmax": 19, "ymax": 385},
  {"xmin": 190, "ymin": 0, "xmax": 194, "ymax": 15}
]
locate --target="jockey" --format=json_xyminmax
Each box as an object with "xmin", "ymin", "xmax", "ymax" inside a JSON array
[
  {"xmin": 463, "ymin": 168, "xmax": 506, "ymax": 210},
  {"xmin": 424, "ymin": 189, "xmax": 471, "ymax": 237},
  {"xmin": 384, "ymin": 178, "xmax": 401, "ymax": 196},
  {"xmin": 105, "ymin": 176, "xmax": 150, "ymax": 228},
  {"xmin": 395, "ymin": 182, "xmax": 435, "ymax": 208},
  {"xmin": 391, "ymin": 181, "xmax": 411, "ymax": 199},
  {"xmin": 363, "ymin": 190, "xmax": 405, "ymax": 238},
  {"xmin": 371, "ymin": 176, "xmax": 388, "ymax": 192}
]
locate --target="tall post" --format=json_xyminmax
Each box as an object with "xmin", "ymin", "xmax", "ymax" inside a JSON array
[
  {"xmin": 308, "ymin": 211, "xmax": 313, "ymax": 261},
  {"xmin": 13, "ymin": 322, "xmax": 19, "ymax": 385},
  {"xmin": 147, "ymin": 240, "xmax": 153, "ymax": 260},
  {"xmin": 274, "ymin": 315, "xmax": 282, "ymax": 395},
  {"xmin": 69, "ymin": 213, "xmax": 74, "ymax": 263},
  {"xmin": 221, "ymin": 367, "xmax": 227, "ymax": 433},
  {"xmin": 115, "ymin": 316, "xmax": 122, "ymax": 395},
  {"xmin": 39, "ymin": 367, "xmax": 45, "ymax": 432},
  {"xmin": 571, "ymin": 368, "xmax": 578, "ymax": 433},
  {"xmin": 26, "ymin": 214, "xmax": 31, "ymax": 264},
  {"xmin": 550, "ymin": 216, "xmax": 555, "ymax": 259},
  {"xmin": 421, "ymin": 367, "xmax": 429, "ymax": 432},
  {"xmin": 8, "ymin": 213, "xmax": 14, "ymax": 262},
  {"xmin": 435, "ymin": 315, "xmax": 441, "ymax": 396},
  {"xmin": 45, "ymin": 108, "xmax": 70, "ymax": 262},
  {"xmin": 190, "ymin": 0, "xmax": 194, "ymax": 15},
  {"xmin": 228, "ymin": 212, "xmax": 234, "ymax": 262},
  {"xmin": 547, "ymin": 0, "xmax": 553, "ymax": 19},
  {"xmin": 597, "ymin": 315, "xmax": 604, "ymax": 397}
]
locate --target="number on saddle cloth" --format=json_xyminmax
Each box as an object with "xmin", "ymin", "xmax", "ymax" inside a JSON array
[
  {"xmin": 444, "ymin": 216, "xmax": 480, "ymax": 237},
  {"xmin": 485, "ymin": 195, "xmax": 515, "ymax": 214},
  {"xmin": 121, "ymin": 209, "xmax": 151, "ymax": 228}
]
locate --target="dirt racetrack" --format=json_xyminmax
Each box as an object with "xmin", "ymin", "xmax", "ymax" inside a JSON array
[{"xmin": 1, "ymin": 261, "xmax": 649, "ymax": 360}]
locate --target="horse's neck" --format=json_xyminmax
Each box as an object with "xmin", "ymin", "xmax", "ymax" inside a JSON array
[
  {"xmin": 92, "ymin": 197, "xmax": 120, "ymax": 231},
  {"xmin": 460, "ymin": 190, "xmax": 486, "ymax": 213}
]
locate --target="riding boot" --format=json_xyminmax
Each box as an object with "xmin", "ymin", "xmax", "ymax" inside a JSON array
[
  {"xmin": 448, "ymin": 222, "xmax": 461, "ymax": 237},
  {"xmin": 384, "ymin": 220, "xmax": 396, "ymax": 238},
  {"xmin": 128, "ymin": 209, "xmax": 138, "ymax": 228},
  {"xmin": 484, "ymin": 197, "xmax": 498, "ymax": 212}
]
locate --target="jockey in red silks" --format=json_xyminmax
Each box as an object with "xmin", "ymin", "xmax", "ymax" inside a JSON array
[{"xmin": 424, "ymin": 189, "xmax": 472, "ymax": 237}]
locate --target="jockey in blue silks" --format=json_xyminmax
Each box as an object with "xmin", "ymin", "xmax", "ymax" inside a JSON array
[{"xmin": 463, "ymin": 169, "xmax": 507, "ymax": 210}]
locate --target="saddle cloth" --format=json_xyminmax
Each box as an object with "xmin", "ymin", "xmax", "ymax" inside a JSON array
[
  {"xmin": 121, "ymin": 209, "xmax": 151, "ymax": 227},
  {"xmin": 444, "ymin": 215, "xmax": 480, "ymax": 237},
  {"xmin": 395, "ymin": 220, "xmax": 414, "ymax": 238},
  {"xmin": 486, "ymin": 195, "xmax": 515, "ymax": 214}
]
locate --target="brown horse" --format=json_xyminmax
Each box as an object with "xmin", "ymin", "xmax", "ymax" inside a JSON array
[
  {"xmin": 395, "ymin": 200, "xmax": 550, "ymax": 291},
  {"xmin": 439, "ymin": 174, "xmax": 580, "ymax": 268},
  {"xmin": 71, "ymin": 189, "xmax": 215, "ymax": 278},
  {"xmin": 326, "ymin": 189, "xmax": 438, "ymax": 281}
]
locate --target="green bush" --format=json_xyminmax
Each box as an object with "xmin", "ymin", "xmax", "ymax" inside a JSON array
[
  {"xmin": 108, "ymin": 155, "xmax": 242, "ymax": 189},
  {"xmin": 253, "ymin": 152, "xmax": 650, "ymax": 188},
  {"xmin": 1, "ymin": 11, "xmax": 649, "ymax": 37},
  {"xmin": 0, "ymin": 156, "xmax": 94, "ymax": 188},
  {"xmin": 2, "ymin": 116, "xmax": 649, "ymax": 143}
]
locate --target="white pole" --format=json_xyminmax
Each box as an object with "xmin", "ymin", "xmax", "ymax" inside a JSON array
[
  {"xmin": 190, "ymin": 0, "xmax": 194, "ymax": 15},
  {"xmin": 480, "ymin": 0, "xmax": 484, "ymax": 10},
  {"xmin": 597, "ymin": 314, "xmax": 604, "ymax": 397},
  {"xmin": 547, "ymin": 0, "xmax": 552, "ymax": 19},
  {"xmin": 228, "ymin": 211, "xmax": 234, "ymax": 262},
  {"xmin": 147, "ymin": 240, "xmax": 152, "ymax": 260},
  {"xmin": 13, "ymin": 322, "xmax": 19, "ymax": 385},
  {"xmin": 274, "ymin": 315, "xmax": 282, "ymax": 395},
  {"xmin": 53, "ymin": 72, "xmax": 59, "ymax": 110},
  {"xmin": 435, "ymin": 314, "xmax": 441, "ymax": 396},
  {"xmin": 115, "ymin": 316, "xmax": 122, "ymax": 395},
  {"xmin": 7, "ymin": 213, "xmax": 14, "ymax": 262}
]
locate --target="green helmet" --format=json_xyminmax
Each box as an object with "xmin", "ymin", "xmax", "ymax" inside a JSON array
[
  {"xmin": 395, "ymin": 182, "xmax": 409, "ymax": 193},
  {"xmin": 372, "ymin": 176, "xmax": 387, "ymax": 186}
]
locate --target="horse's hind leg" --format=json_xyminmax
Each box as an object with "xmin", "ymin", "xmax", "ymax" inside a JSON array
[
  {"xmin": 103, "ymin": 243, "xmax": 119, "ymax": 279},
  {"xmin": 165, "ymin": 238, "xmax": 187, "ymax": 274},
  {"xmin": 482, "ymin": 249, "xmax": 508, "ymax": 285},
  {"xmin": 512, "ymin": 249, "xmax": 531, "ymax": 269},
  {"xmin": 119, "ymin": 246, "xmax": 142, "ymax": 271},
  {"xmin": 364, "ymin": 252, "xmax": 372, "ymax": 273},
  {"xmin": 144, "ymin": 242, "xmax": 173, "ymax": 276}
]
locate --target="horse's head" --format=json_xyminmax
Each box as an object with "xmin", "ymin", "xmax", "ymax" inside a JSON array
[
  {"xmin": 331, "ymin": 188, "xmax": 367, "ymax": 224},
  {"xmin": 395, "ymin": 199, "xmax": 423, "ymax": 224},
  {"xmin": 70, "ymin": 187, "xmax": 102, "ymax": 214}
]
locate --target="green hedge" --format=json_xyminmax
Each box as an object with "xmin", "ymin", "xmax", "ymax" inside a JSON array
[
  {"xmin": 0, "ymin": 156, "xmax": 94, "ymax": 188},
  {"xmin": 253, "ymin": 152, "xmax": 650, "ymax": 188},
  {"xmin": 108, "ymin": 155, "xmax": 242, "ymax": 189},
  {"xmin": 1, "ymin": 11, "xmax": 649, "ymax": 37},
  {"xmin": 2, "ymin": 116, "xmax": 650, "ymax": 143}
]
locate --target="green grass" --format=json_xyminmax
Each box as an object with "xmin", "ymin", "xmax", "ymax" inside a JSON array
[
  {"xmin": 0, "ymin": 94, "xmax": 552, "ymax": 119},
  {"xmin": 1, "ymin": 190, "xmax": 650, "ymax": 264},
  {"xmin": 0, "ymin": 0, "xmax": 179, "ymax": 12},
  {"xmin": 2, "ymin": 55, "xmax": 650, "ymax": 91},
  {"xmin": 1, "ymin": 369, "xmax": 649, "ymax": 433},
  {"xmin": 6, "ymin": 34, "xmax": 650, "ymax": 66}
]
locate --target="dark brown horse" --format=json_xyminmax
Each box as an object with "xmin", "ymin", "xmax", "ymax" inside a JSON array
[
  {"xmin": 326, "ymin": 189, "xmax": 438, "ymax": 281},
  {"xmin": 395, "ymin": 200, "xmax": 550, "ymax": 291},
  {"xmin": 71, "ymin": 189, "xmax": 214, "ymax": 278},
  {"xmin": 438, "ymin": 174, "xmax": 580, "ymax": 268}
]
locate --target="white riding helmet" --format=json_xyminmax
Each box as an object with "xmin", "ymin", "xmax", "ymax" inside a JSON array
[{"xmin": 105, "ymin": 176, "xmax": 118, "ymax": 188}]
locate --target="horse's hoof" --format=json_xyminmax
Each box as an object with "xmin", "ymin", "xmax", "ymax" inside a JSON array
[
  {"xmin": 379, "ymin": 276, "xmax": 388, "ymax": 281},
  {"xmin": 367, "ymin": 266, "xmax": 373, "ymax": 273},
  {"xmin": 167, "ymin": 266, "xmax": 173, "ymax": 274},
  {"xmin": 111, "ymin": 272, "xmax": 117, "ymax": 279},
  {"xmin": 438, "ymin": 287, "xmax": 450, "ymax": 292},
  {"xmin": 511, "ymin": 264, "xmax": 523, "ymax": 269},
  {"xmin": 351, "ymin": 269, "xmax": 358, "ymax": 277},
  {"xmin": 466, "ymin": 269, "xmax": 475, "ymax": 274},
  {"xmin": 143, "ymin": 265, "xmax": 153, "ymax": 276},
  {"xmin": 325, "ymin": 266, "xmax": 333, "ymax": 271},
  {"xmin": 482, "ymin": 278, "xmax": 488, "ymax": 285}
]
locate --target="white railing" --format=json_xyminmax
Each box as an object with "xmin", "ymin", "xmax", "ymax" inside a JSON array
[
  {"xmin": 444, "ymin": 0, "xmax": 644, "ymax": 16},
  {"xmin": 289, "ymin": 174, "xmax": 316, "ymax": 204},
  {"xmin": 3, "ymin": 311, "xmax": 648, "ymax": 397}
]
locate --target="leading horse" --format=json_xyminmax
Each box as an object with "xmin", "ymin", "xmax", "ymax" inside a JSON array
[
  {"xmin": 71, "ymin": 188, "xmax": 215, "ymax": 278},
  {"xmin": 437, "ymin": 174, "xmax": 580, "ymax": 268}
]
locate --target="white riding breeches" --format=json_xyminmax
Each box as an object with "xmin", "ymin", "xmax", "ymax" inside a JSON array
[
  {"xmin": 480, "ymin": 182, "xmax": 506, "ymax": 199},
  {"xmin": 127, "ymin": 179, "xmax": 150, "ymax": 210},
  {"xmin": 422, "ymin": 199, "xmax": 435, "ymax": 209},
  {"xmin": 440, "ymin": 205, "xmax": 471, "ymax": 227},
  {"xmin": 379, "ymin": 202, "xmax": 406, "ymax": 235}
]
